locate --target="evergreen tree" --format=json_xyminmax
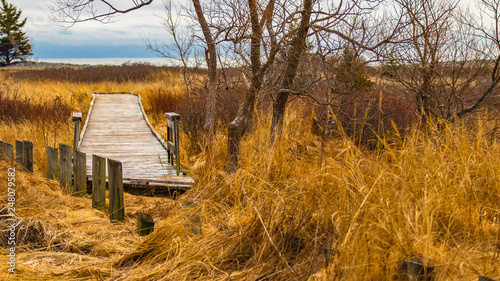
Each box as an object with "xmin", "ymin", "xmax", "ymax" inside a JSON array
[
  {"xmin": 335, "ymin": 47, "xmax": 373, "ymax": 93},
  {"xmin": 0, "ymin": 0, "xmax": 31, "ymax": 66}
]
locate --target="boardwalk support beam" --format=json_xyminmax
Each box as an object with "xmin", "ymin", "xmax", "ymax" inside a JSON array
[{"xmin": 166, "ymin": 112, "xmax": 181, "ymax": 176}]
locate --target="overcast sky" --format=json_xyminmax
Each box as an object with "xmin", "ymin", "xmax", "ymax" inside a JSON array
[
  {"xmin": 15, "ymin": 0, "xmax": 479, "ymax": 59},
  {"xmin": 16, "ymin": 0, "xmax": 177, "ymax": 58}
]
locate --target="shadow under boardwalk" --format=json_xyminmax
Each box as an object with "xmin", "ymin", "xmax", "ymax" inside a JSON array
[{"xmin": 78, "ymin": 93, "xmax": 193, "ymax": 195}]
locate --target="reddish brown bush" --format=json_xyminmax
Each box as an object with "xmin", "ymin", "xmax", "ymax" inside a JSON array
[
  {"xmin": 0, "ymin": 92, "xmax": 71, "ymax": 123},
  {"xmin": 145, "ymin": 84, "xmax": 246, "ymax": 153},
  {"xmin": 335, "ymin": 90, "xmax": 418, "ymax": 146},
  {"xmin": 145, "ymin": 89, "xmax": 183, "ymax": 114}
]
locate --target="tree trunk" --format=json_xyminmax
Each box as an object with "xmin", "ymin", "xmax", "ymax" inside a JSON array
[
  {"xmin": 226, "ymin": 0, "xmax": 264, "ymax": 172},
  {"xmin": 226, "ymin": 82, "xmax": 260, "ymax": 172},
  {"xmin": 192, "ymin": 0, "xmax": 218, "ymax": 140},
  {"xmin": 204, "ymin": 48, "xmax": 217, "ymax": 139},
  {"xmin": 270, "ymin": 0, "xmax": 313, "ymax": 142}
]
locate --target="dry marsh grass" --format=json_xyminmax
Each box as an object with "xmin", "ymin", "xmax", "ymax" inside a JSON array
[{"xmin": 0, "ymin": 66, "xmax": 499, "ymax": 280}]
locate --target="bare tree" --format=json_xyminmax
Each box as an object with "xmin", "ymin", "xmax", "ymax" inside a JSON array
[
  {"xmin": 269, "ymin": 0, "xmax": 313, "ymax": 142},
  {"xmin": 456, "ymin": 0, "xmax": 500, "ymax": 120},
  {"xmin": 268, "ymin": 0, "xmax": 407, "ymax": 142},
  {"xmin": 384, "ymin": 0, "xmax": 500, "ymax": 123},
  {"xmin": 187, "ymin": 0, "xmax": 217, "ymax": 138},
  {"xmin": 225, "ymin": 0, "xmax": 280, "ymax": 170},
  {"xmin": 146, "ymin": 0, "xmax": 201, "ymax": 98}
]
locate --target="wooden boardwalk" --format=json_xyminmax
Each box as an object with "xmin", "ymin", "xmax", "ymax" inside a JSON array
[{"xmin": 78, "ymin": 93, "xmax": 193, "ymax": 193}]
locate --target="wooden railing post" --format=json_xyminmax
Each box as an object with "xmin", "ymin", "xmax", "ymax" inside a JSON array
[
  {"xmin": 59, "ymin": 144, "xmax": 72, "ymax": 194},
  {"xmin": 92, "ymin": 155, "xmax": 106, "ymax": 211},
  {"xmin": 165, "ymin": 112, "xmax": 181, "ymax": 175},
  {"xmin": 72, "ymin": 112, "xmax": 82, "ymax": 157},
  {"xmin": 46, "ymin": 146, "xmax": 58, "ymax": 180},
  {"xmin": 108, "ymin": 158, "xmax": 124, "ymax": 222},
  {"xmin": 74, "ymin": 151, "xmax": 87, "ymax": 196}
]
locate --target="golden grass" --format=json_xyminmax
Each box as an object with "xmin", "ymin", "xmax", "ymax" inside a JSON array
[
  {"xmin": 0, "ymin": 67, "xmax": 499, "ymax": 280},
  {"xmin": 110, "ymin": 111, "xmax": 499, "ymax": 281}
]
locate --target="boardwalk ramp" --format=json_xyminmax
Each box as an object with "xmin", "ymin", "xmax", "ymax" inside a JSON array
[{"xmin": 78, "ymin": 93, "xmax": 193, "ymax": 194}]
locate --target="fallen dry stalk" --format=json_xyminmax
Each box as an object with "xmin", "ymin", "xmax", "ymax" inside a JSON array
[{"xmin": 240, "ymin": 184, "xmax": 294, "ymax": 273}]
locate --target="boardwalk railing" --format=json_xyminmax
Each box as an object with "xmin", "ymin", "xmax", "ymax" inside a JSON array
[{"xmin": 166, "ymin": 112, "xmax": 181, "ymax": 176}]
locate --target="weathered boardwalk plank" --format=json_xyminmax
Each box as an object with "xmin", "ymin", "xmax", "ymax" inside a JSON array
[{"xmin": 78, "ymin": 93, "xmax": 193, "ymax": 191}]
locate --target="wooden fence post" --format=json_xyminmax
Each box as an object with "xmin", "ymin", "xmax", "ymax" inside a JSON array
[
  {"xmin": 324, "ymin": 248, "xmax": 334, "ymax": 267},
  {"xmin": 15, "ymin": 140, "xmax": 23, "ymax": 167},
  {"xmin": 0, "ymin": 141, "xmax": 13, "ymax": 161},
  {"xmin": 184, "ymin": 201, "xmax": 202, "ymax": 236},
  {"xmin": 46, "ymin": 146, "xmax": 58, "ymax": 180},
  {"xmin": 0, "ymin": 141, "xmax": 5, "ymax": 161},
  {"xmin": 59, "ymin": 144, "xmax": 72, "ymax": 194},
  {"xmin": 22, "ymin": 140, "xmax": 33, "ymax": 172},
  {"xmin": 401, "ymin": 260, "xmax": 433, "ymax": 280},
  {"xmin": 5, "ymin": 143, "xmax": 13, "ymax": 160},
  {"xmin": 5, "ymin": 143, "xmax": 13, "ymax": 161},
  {"xmin": 137, "ymin": 213, "xmax": 155, "ymax": 236},
  {"xmin": 92, "ymin": 155, "xmax": 106, "ymax": 211},
  {"xmin": 165, "ymin": 112, "xmax": 181, "ymax": 175},
  {"xmin": 479, "ymin": 275, "xmax": 498, "ymax": 281},
  {"xmin": 74, "ymin": 151, "xmax": 87, "ymax": 196},
  {"xmin": 108, "ymin": 159, "xmax": 124, "ymax": 222}
]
